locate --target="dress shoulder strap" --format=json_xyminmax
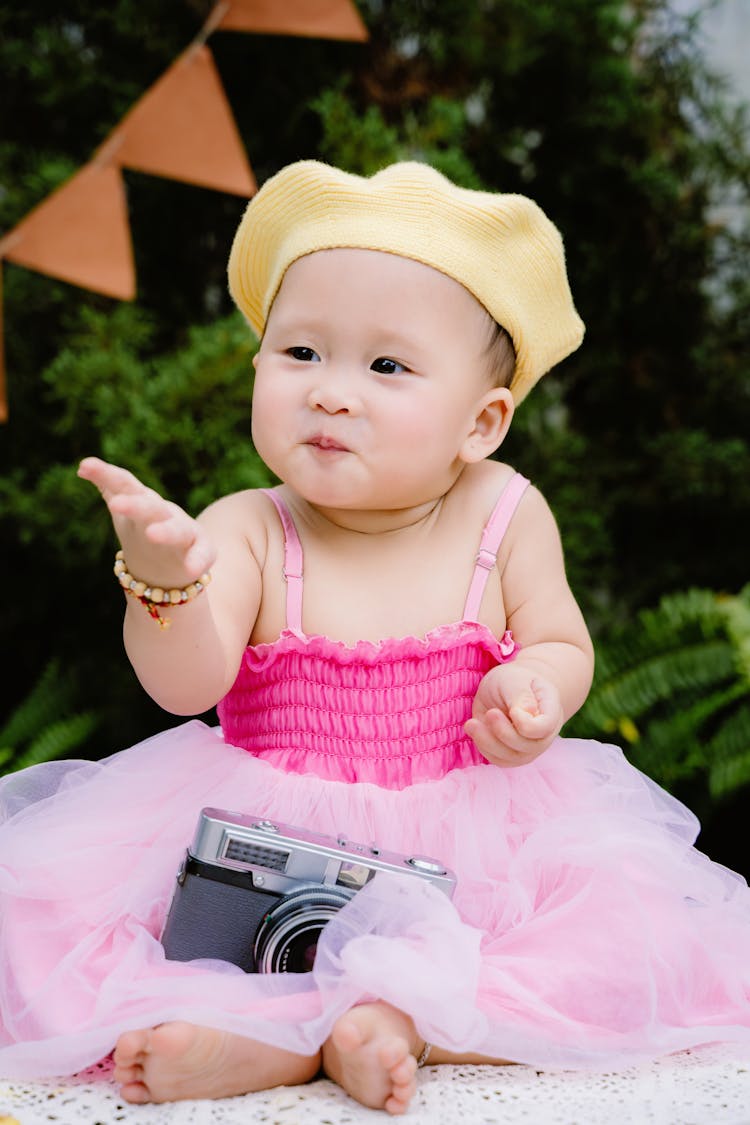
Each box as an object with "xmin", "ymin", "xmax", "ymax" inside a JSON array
[
  {"xmin": 462, "ymin": 473, "xmax": 530, "ymax": 622},
  {"xmin": 261, "ymin": 488, "xmax": 304, "ymax": 634},
  {"xmin": 263, "ymin": 476, "xmax": 529, "ymax": 632}
]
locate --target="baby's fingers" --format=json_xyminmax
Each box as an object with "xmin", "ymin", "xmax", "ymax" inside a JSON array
[
  {"xmin": 147, "ymin": 514, "xmax": 216, "ymax": 575},
  {"xmin": 465, "ymin": 710, "xmax": 534, "ymax": 766},
  {"xmin": 508, "ymin": 703, "xmax": 558, "ymax": 740},
  {"xmin": 78, "ymin": 457, "xmax": 146, "ymax": 502},
  {"xmin": 508, "ymin": 678, "xmax": 561, "ymax": 740},
  {"xmin": 106, "ymin": 488, "xmax": 171, "ymax": 525}
]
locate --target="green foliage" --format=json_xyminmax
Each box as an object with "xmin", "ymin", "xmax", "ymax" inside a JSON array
[
  {"xmin": 312, "ymin": 85, "xmax": 401, "ymax": 174},
  {"xmin": 0, "ymin": 661, "xmax": 99, "ymax": 775},
  {"xmin": 0, "ymin": 305, "xmax": 267, "ymax": 551},
  {"xmin": 0, "ymin": 307, "xmax": 271, "ymax": 753},
  {"xmin": 313, "ymin": 85, "xmax": 484, "ymax": 186},
  {"xmin": 570, "ymin": 586, "xmax": 750, "ymax": 799}
]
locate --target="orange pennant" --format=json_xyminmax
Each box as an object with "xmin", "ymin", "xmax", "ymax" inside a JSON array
[
  {"xmin": 105, "ymin": 45, "xmax": 256, "ymax": 197},
  {"xmin": 0, "ymin": 162, "xmax": 135, "ymax": 301},
  {"xmin": 216, "ymin": 0, "xmax": 368, "ymax": 41}
]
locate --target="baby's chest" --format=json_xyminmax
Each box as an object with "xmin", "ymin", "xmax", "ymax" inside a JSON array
[{"xmin": 302, "ymin": 554, "xmax": 506, "ymax": 644}]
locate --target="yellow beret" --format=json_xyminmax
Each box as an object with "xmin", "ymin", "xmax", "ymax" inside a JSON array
[{"xmin": 228, "ymin": 160, "xmax": 584, "ymax": 403}]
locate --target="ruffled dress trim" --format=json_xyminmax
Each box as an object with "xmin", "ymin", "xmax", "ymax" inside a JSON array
[{"xmin": 242, "ymin": 621, "xmax": 519, "ymax": 670}]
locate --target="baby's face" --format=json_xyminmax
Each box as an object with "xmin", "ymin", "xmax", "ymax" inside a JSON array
[{"xmin": 251, "ymin": 248, "xmax": 505, "ymax": 511}]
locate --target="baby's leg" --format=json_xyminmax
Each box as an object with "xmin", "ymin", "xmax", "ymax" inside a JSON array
[
  {"xmin": 113, "ymin": 1022, "xmax": 320, "ymax": 1103},
  {"xmin": 322, "ymin": 1001, "xmax": 422, "ymax": 1115}
]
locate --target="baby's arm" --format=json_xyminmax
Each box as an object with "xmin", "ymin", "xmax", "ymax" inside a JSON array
[
  {"xmin": 78, "ymin": 457, "xmax": 262, "ymax": 715},
  {"xmin": 465, "ymin": 485, "xmax": 594, "ymax": 767}
]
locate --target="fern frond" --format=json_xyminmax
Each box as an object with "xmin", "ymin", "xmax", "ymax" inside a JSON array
[
  {"xmin": 583, "ymin": 639, "xmax": 735, "ymax": 729},
  {"xmin": 709, "ymin": 748, "xmax": 750, "ymax": 799},
  {"xmin": 10, "ymin": 714, "xmax": 99, "ymax": 773},
  {"xmin": 1, "ymin": 662, "xmax": 102, "ymax": 778},
  {"xmin": 719, "ymin": 589, "xmax": 750, "ymax": 683},
  {"xmin": 627, "ymin": 685, "xmax": 747, "ymax": 782},
  {"xmin": 706, "ymin": 702, "xmax": 750, "ymax": 798},
  {"xmin": 576, "ymin": 586, "xmax": 750, "ymax": 797},
  {"xmin": 0, "ymin": 662, "xmax": 74, "ymax": 746}
]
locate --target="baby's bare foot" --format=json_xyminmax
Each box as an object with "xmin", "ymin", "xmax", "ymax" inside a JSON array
[
  {"xmin": 322, "ymin": 1002, "xmax": 422, "ymax": 1115},
  {"xmin": 113, "ymin": 1021, "xmax": 319, "ymax": 1103}
]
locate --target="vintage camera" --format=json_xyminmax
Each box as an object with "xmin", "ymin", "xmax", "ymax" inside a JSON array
[{"xmin": 161, "ymin": 807, "xmax": 456, "ymax": 974}]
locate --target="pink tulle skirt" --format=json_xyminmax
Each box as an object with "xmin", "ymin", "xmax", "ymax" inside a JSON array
[{"xmin": 1, "ymin": 720, "xmax": 750, "ymax": 1080}]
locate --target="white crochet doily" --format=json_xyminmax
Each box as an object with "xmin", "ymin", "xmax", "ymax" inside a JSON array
[{"xmin": 2, "ymin": 1044, "xmax": 750, "ymax": 1124}]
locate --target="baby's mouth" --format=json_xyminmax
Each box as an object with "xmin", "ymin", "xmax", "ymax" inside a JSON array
[{"xmin": 307, "ymin": 434, "xmax": 350, "ymax": 452}]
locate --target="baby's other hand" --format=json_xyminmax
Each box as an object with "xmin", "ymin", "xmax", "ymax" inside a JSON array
[
  {"xmin": 465, "ymin": 664, "xmax": 563, "ymax": 767},
  {"xmin": 78, "ymin": 456, "xmax": 215, "ymax": 582}
]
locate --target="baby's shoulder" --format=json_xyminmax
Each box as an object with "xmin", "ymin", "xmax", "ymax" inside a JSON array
[
  {"xmin": 197, "ymin": 486, "xmax": 282, "ymax": 566},
  {"xmin": 449, "ymin": 461, "xmax": 554, "ymax": 547},
  {"xmin": 451, "ymin": 459, "xmax": 544, "ymax": 513}
]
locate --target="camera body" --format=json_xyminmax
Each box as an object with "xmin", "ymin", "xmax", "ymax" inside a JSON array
[{"xmin": 161, "ymin": 807, "xmax": 456, "ymax": 973}]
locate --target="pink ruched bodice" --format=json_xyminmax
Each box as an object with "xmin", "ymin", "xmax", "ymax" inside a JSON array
[
  {"xmin": 217, "ymin": 475, "xmax": 529, "ymax": 788},
  {"xmin": 217, "ymin": 623, "xmax": 518, "ymax": 788}
]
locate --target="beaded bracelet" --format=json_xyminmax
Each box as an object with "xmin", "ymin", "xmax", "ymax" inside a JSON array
[{"xmin": 113, "ymin": 549, "xmax": 211, "ymax": 629}]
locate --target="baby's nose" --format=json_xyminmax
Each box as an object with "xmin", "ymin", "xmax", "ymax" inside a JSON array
[{"xmin": 307, "ymin": 371, "xmax": 360, "ymax": 414}]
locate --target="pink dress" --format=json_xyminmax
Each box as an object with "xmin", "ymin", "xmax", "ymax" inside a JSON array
[{"xmin": 1, "ymin": 473, "xmax": 750, "ymax": 1080}]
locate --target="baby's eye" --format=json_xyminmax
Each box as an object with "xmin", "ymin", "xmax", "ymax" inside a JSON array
[
  {"xmin": 371, "ymin": 357, "xmax": 406, "ymax": 375},
  {"xmin": 287, "ymin": 346, "xmax": 320, "ymax": 363}
]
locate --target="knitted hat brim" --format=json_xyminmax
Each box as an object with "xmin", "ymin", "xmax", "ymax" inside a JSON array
[{"xmin": 228, "ymin": 161, "xmax": 584, "ymax": 404}]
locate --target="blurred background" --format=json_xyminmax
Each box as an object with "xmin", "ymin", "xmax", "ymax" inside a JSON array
[{"xmin": 1, "ymin": 1, "xmax": 748, "ymax": 873}]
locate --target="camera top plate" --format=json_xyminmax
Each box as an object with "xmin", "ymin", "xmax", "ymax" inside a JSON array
[{"xmin": 190, "ymin": 807, "xmax": 456, "ymax": 899}]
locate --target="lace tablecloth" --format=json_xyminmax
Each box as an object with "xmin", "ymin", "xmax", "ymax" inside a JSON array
[{"xmin": 2, "ymin": 1044, "xmax": 750, "ymax": 1125}]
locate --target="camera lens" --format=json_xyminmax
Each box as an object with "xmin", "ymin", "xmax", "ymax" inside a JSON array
[{"xmin": 253, "ymin": 884, "xmax": 354, "ymax": 973}]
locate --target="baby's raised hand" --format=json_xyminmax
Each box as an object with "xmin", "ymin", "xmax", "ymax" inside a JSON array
[
  {"xmin": 78, "ymin": 456, "xmax": 215, "ymax": 584},
  {"xmin": 465, "ymin": 663, "xmax": 564, "ymax": 767}
]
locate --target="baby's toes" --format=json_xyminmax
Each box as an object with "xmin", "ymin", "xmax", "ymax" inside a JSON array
[
  {"xmin": 114, "ymin": 1028, "xmax": 150, "ymax": 1065},
  {"xmin": 113, "ymin": 1061, "xmax": 142, "ymax": 1085},
  {"xmin": 385, "ymin": 1079, "xmax": 417, "ymax": 1116},
  {"xmin": 120, "ymin": 1080, "xmax": 151, "ymax": 1104},
  {"xmin": 384, "ymin": 1048, "xmax": 417, "ymax": 1114},
  {"xmin": 390, "ymin": 1053, "xmax": 417, "ymax": 1087}
]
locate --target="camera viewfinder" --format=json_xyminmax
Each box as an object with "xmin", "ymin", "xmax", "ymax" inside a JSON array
[{"xmin": 336, "ymin": 861, "xmax": 375, "ymax": 890}]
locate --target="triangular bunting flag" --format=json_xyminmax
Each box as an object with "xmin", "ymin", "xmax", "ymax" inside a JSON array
[
  {"xmin": 216, "ymin": 0, "xmax": 368, "ymax": 41},
  {"xmin": 106, "ymin": 45, "xmax": 256, "ymax": 197},
  {"xmin": 0, "ymin": 162, "xmax": 135, "ymax": 300}
]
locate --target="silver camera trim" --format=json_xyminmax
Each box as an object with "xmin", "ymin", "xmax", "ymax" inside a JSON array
[
  {"xmin": 253, "ymin": 884, "xmax": 354, "ymax": 973},
  {"xmin": 191, "ymin": 807, "xmax": 456, "ymax": 898}
]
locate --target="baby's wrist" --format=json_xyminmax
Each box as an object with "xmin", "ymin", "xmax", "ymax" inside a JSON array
[{"xmin": 114, "ymin": 550, "xmax": 212, "ymax": 630}]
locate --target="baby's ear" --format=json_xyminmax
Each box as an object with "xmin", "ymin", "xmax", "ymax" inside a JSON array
[{"xmin": 460, "ymin": 387, "xmax": 514, "ymax": 463}]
